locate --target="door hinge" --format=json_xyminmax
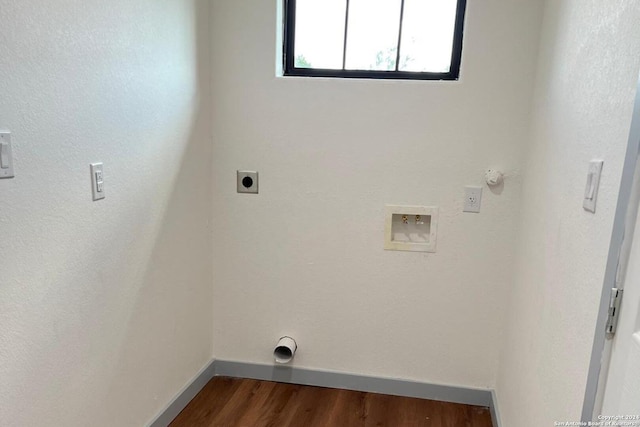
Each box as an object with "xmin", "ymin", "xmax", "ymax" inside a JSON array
[{"xmin": 606, "ymin": 288, "xmax": 623, "ymax": 335}]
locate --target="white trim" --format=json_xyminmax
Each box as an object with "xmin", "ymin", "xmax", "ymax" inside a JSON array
[{"xmin": 582, "ymin": 73, "xmax": 640, "ymax": 421}]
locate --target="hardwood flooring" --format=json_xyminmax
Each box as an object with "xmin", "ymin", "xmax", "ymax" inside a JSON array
[{"xmin": 169, "ymin": 377, "xmax": 493, "ymax": 427}]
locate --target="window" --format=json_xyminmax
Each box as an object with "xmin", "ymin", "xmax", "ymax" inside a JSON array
[{"xmin": 283, "ymin": 0, "xmax": 467, "ymax": 80}]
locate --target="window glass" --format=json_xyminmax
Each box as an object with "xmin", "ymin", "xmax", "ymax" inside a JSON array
[
  {"xmin": 284, "ymin": 0, "xmax": 467, "ymax": 80},
  {"xmin": 344, "ymin": 0, "xmax": 403, "ymax": 71},
  {"xmin": 399, "ymin": 0, "xmax": 458, "ymax": 72},
  {"xmin": 294, "ymin": 0, "xmax": 347, "ymax": 69}
]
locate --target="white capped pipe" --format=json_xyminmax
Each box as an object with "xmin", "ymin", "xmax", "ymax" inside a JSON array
[{"xmin": 274, "ymin": 336, "xmax": 297, "ymax": 364}]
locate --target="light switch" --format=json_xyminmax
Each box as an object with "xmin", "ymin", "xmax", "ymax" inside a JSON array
[
  {"xmin": 583, "ymin": 160, "xmax": 603, "ymax": 213},
  {"xmin": 1, "ymin": 143, "xmax": 9, "ymax": 168},
  {"xmin": 0, "ymin": 132, "xmax": 15, "ymax": 179},
  {"xmin": 90, "ymin": 163, "xmax": 105, "ymax": 201}
]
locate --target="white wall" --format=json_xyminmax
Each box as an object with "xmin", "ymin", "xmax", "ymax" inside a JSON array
[
  {"xmin": 210, "ymin": 0, "xmax": 543, "ymax": 388},
  {"xmin": 0, "ymin": 1, "xmax": 212, "ymax": 426},
  {"xmin": 496, "ymin": 0, "xmax": 640, "ymax": 424}
]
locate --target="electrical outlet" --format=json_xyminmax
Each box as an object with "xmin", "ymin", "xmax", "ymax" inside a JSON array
[
  {"xmin": 464, "ymin": 186, "xmax": 482, "ymax": 213},
  {"xmin": 237, "ymin": 170, "xmax": 258, "ymax": 194}
]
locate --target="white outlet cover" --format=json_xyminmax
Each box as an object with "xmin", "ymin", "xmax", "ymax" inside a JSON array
[{"xmin": 463, "ymin": 186, "xmax": 482, "ymax": 213}]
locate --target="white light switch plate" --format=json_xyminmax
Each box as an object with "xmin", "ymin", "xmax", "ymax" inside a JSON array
[
  {"xmin": 0, "ymin": 132, "xmax": 15, "ymax": 179},
  {"xmin": 90, "ymin": 163, "xmax": 105, "ymax": 201},
  {"xmin": 583, "ymin": 160, "xmax": 604, "ymax": 213}
]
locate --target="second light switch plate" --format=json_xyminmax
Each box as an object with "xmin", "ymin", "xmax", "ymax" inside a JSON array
[
  {"xmin": 90, "ymin": 163, "xmax": 105, "ymax": 201},
  {"xmin": 583, "ymin": 160, "xmax": 604, "ymax": 213},
  {"xmin": 0, "ymin": 132, "xmax": 15, "ymax": 179}
]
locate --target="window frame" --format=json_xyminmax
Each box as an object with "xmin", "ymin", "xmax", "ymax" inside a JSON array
[{"xmin": 283, "ymin": 0, "xmax": 468, "ymax": 81}]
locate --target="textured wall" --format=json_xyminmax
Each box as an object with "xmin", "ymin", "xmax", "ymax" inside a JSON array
[
  {"xmin": 210, "ymin": 0, "xmax": 543, "ymax": 388},
  {"xmin": 0, "ymin": 1, "xmax": 212, "ymax": 426},
  {"xmin": 495, "ymin": 0, "xmax": 640, "ymax": 424}
]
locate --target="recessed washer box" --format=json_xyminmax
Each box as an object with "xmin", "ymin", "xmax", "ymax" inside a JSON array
[{"xmin": 384, "ymin": 205, "xmax": 438, "ymax": 253}]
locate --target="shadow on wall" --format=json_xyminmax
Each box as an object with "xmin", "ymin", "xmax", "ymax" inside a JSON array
[
  {"xmin": 100, "ymin": 4, "xmax": 213, "ymax": 426},
  {"xmin": 0, "ymin": 1, "xmax": 211, "ymax": 426}
]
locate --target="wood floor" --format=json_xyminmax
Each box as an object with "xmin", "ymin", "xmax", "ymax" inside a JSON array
[{"xmin": 169, "ymin": 377, "xmax": 493, "ymax": 427}]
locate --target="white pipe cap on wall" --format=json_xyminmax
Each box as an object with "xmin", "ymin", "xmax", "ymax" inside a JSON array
[{"xmin": 274, "ymin": 336, "xmax": 297, "ymax": 364}]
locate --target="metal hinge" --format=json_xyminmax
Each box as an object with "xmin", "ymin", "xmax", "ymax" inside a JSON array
[{"xmin": 606, "ymin": 288, "xmax": 624, "ymax": 335}]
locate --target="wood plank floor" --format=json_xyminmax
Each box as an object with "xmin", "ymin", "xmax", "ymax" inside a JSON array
[{"xmin": 169, "ymin": 377, "xmax": 493, "ymax": 427}]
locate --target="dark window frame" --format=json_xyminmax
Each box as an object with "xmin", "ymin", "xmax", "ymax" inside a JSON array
[{"xmin": 283, "ymin": 0, "xmax": 467, "ymax": 81}]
